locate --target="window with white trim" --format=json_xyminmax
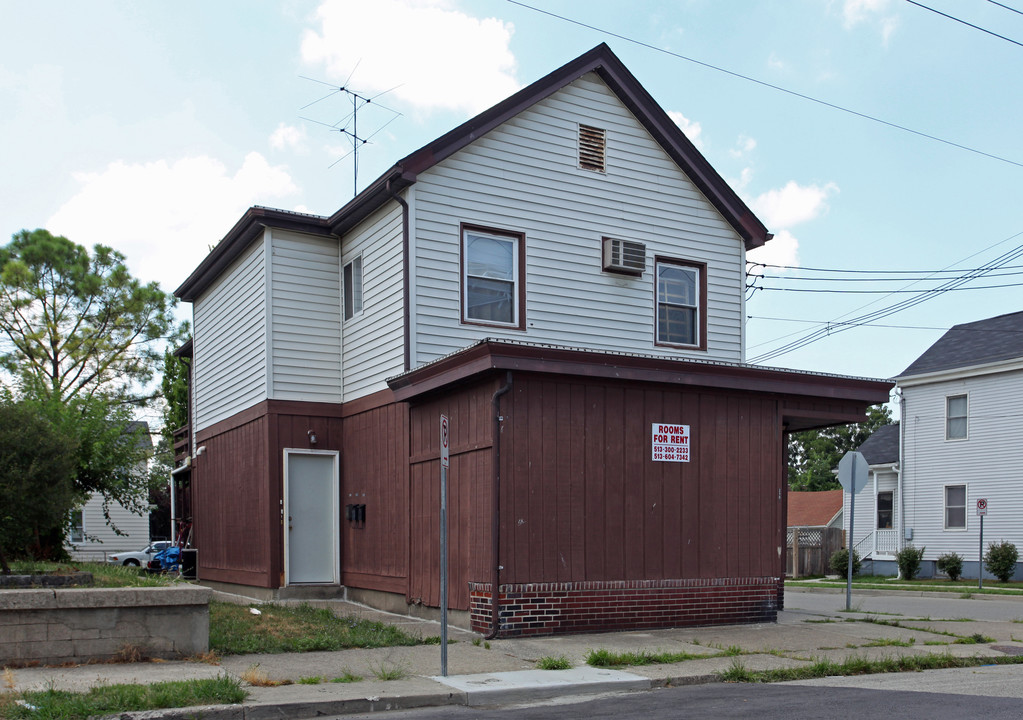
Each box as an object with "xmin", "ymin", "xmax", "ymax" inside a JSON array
[
  {"xmin": 655, "ymin": 260, "xmax": 701, "ymax": 347},
  {"xmin": 944, "ymin": 484, "xmax": 966, "ymax": 530},
  {"xmin": 877, "ymin": 491, "xmax": 893, "ymax": 530},
  {"xmin": 946, "ymin": 394, "xmax": 968, "ymax": 440},
  {"xmin": 343, "ymin": 255, "xmax": 363, "ymax": 321},
  {"xmin": 69, "ymin": 509, "xmax": 84, "ymax": 544},
  {"xmin": 462, "ymin": 227, "xmax": 522, "ymax": 327}
]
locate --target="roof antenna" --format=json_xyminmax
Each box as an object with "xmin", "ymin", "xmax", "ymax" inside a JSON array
[{"xmin": 300, "ymin": 67, "xmax": 403, "ymax": 198}]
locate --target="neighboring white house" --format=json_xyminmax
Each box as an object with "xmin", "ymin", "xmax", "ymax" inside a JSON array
[
  {"xmin": 846, "ymin": 310, "xmax": 1023, "ymax": 579},
  {"xmin": 66, "ymin": 421, "xmax": 153, "ymax": 560}
]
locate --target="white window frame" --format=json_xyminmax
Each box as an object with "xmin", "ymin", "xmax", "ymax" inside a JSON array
[
  {"xmin": 876, "ymin": 490, "xmax": 894, "ymax": 530},
  {"xmin": 945, "ymin": 393, "xmax": 968, "ymax": 441},
  {"xmin": 343, "ymin": 254, "xmax": 363, "ymax": 322},
  {"xmin": 69, "ymin": 508, "xmax": 85, "ymax": 544},
  {"xmin": 943, "ymin": 483, "xmax": 967, "ymax": 531},
  {"xmin": 655, "ymin": 259, "xmax": 702, "ymax": 348}
]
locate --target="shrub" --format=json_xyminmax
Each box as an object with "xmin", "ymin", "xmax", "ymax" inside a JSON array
[
  {"xmin": 830, "ymin": 548, "xmax": 861, "ymax": 577},
  {"xmin": 896, "ymin": 545, "xmax": 925, "ymax": 580},
  {"xmin": 984, "ymin": 541, "xmax": 1019, "ymax": 583},
  {"xmin": 936, "ymin": 552, "xmax": 964, "ymax": 582}
]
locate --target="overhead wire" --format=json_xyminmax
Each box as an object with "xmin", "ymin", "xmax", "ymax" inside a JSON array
[
  {"xmin": 505, "ymin": 0, "xmax": 1023, "ymax": 168},
  {"xmin": 904, "ymin": 0, "xmax": 1023, "ymax": 48},
  {"xmin": 987, "ymin": 0, "xmax": 1023, "ymax": 18}
]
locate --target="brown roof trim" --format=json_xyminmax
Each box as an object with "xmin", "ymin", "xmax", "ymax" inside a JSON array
[
  {"xmin": 329, "ymin": 43, "xmax": 769, "ymax": 248},
  {"xmin": 387, "ymin": 340, "xmax": 892, "ymax": 404},
  {"xmin": 175, "ymin": 207, "xmax": 333, "ymax": 301}
]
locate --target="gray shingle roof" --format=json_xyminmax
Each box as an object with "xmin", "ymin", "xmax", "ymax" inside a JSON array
[
  {"xmin": 899, "ymin": 310, "xmax": 1023, "ymax": 377},
  {"xmin": 856, "ymin": 422, "xmax": 900, "ymax": 466}
]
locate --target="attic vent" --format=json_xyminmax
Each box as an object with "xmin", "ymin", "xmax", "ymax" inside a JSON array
[
  {"xmin": 578, "ymin": 124, "xmax": 606, "ymax": 173},
  {"xmin": 602, "ymin": 237, "xmax": 646, "ymax": 275}
]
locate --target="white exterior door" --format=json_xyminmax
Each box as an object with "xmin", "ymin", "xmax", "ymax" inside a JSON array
[{"xmin": 284, "ymin": 450, "xmax": 338, "ymax": 585}]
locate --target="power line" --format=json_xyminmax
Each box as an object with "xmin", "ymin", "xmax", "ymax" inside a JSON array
[
  {"xmin": 505, "ymin": 0, "xmax": 1023, "ymax": 169},
  {"xmin": 749, "ymin": 315, "xmax": 1023, "ymax": 334},
  {"xmin": 750, "ymin": 261, "xmax": 1023, "ymax": 275},
  {"xmin": 987, "ymin": 0, "xmax": 1023, "ymax": 18},
  {"xmin": 752, "ymin": 281, "xmax": 1023, "ymax": 293},
  {"xmin": 905, "ymin": 0, "xmax": 1023, "ymax": 48}
]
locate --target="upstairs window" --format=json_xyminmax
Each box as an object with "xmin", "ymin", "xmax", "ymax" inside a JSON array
[
  {"xmin": 944, "ymin": 484, "xmax": 966, "ymax": 530},
  {"xmin": 343, "ymin": 255, "xmax": 363, "ymax": 321},
  {"xmin": 655, "ymin": 259, "xmax": 705, "ymax": 349},
  {"xmin": 461, "ymin": 225, "xmax": 524, "ymax": 329},
  {"xmin": 946, "ymin": 394, "xmax": 968, "ymax": 440}
]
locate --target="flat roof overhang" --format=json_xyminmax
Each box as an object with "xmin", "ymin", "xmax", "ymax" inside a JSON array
[{"xmin": 387, "ymin": 340, "xmax": 893, "ymax": 432}]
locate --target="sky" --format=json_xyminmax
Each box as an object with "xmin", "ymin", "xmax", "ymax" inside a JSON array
[{"xmin": 3, "ymin": 0, "xmax": 1022, "ymax": 416}]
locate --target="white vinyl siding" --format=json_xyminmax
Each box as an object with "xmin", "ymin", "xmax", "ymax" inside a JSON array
[
  {"xmin": 900, "ymin": 369, "xmax": 1023, "ymax": 560},
  {"xmin": 269, "ymin": 230, "xmax": 342, "ymax": 403},
  {"xmin": 341, "ymin": 203, "xmax": 405, "ymax": 399},
  {"xmin": 411, "ymin": 73, "xmax": 745, "ymax": 366},
  {"xmin": 193, "ymin": 238, "xmax": 267, "ymax": 431},
  {"xmin": 845, "ymin": 468, "xmax": 898, "ymax": 557},
  {"xmin": 66, "ymin": 492, "xmax": 151, "ymax": 558}
]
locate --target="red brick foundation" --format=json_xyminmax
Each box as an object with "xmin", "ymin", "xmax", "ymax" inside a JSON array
[{"xmin": 468, "ymin": 577, "xmax": 780, "ymax": 637}]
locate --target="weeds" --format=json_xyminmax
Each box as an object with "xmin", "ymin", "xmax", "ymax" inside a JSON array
[
  {"xmin": 239, "ymin": 664, "xmax": 291, "ymax": 687},
  {"xmin": 863, "ymin": 637, "xmax": 915, "ymax": 648},
  {"xmin": 953, "ymin": 633, "xmax": 994, "ymax": 645},
  {"xmin": 536, "ymin": 655, "xmax": 572, "ymax": 670},
  {"xmin": 370, "ymin": 661, "xmax": 409, "ymax": 681},
  {"xmin": 331, "ymin": 670, "xmax": 363, "ymax": 683},
  {"xmin": 297, "ymin": 676, "xmax": 322, "ymax": 685},
  {"xmin": 586, "ymin": 648, "xmax": 701, "ymax": 668}
]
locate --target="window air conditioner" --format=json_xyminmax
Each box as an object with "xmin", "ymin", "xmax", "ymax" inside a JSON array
[{"xmin": 602, "ymin": 237, "xmax": 646, "ymax": 275}]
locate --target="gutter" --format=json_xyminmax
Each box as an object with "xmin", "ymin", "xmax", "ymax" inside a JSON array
[
  {"xmin": 485, "ymin": 371, "xmax": 513, "ymax": 639},
  {"xmin": 386, "ymin": 178, "xmax": 411, "ymax": 372}
]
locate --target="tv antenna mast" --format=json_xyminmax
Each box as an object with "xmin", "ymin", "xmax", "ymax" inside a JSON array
[{"xmin": 300, "ymin": 67, "xmax": 402, "ymax": 198}]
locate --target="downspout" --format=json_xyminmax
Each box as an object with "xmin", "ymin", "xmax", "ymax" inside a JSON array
[
  {"xmin": 386, "ymin": 178, "xmax": 411, "ymax": 372},
  {"xmin": 485, "ymin": 371, "xmax": 513, "ymax": 640},
  {"xmin": 897, "ymin": 388, "xmax": 906, "ymax": 556}
]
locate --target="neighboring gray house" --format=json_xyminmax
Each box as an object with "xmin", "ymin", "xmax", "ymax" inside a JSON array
[
  {"xmin": 66, "ymin": 421, "xmax": 153, "ymax": 560},
  {"xmin": 846, "ymin": 310, "xmax": 1023, "ymax": 579}
]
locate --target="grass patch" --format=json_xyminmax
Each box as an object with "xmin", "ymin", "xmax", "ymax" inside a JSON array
[
  {"xmin": 331, "ymin": 670, "xmax": 363, "ymax": 683},
  {"xmin": 536, "ymin": 655, "xmax": 572, "ymax": 670},
  {"xmin": 804, "ymin": 618, "xmax": 838, "ymax": 624},
  {"xmin": 209, "ymin": 602, "xmax": 429, "ymax": 655},
  {"xmin": 297, "ymin": 676, "xmax": 322, "ymax": 685},
  {"xmin": 239, "ymin": 664, "xmax": 291, "ymax": 687},
  {"xmin": 719, "ymin": 652, "xmax": 1023, "ymax": 683},
  {"xmin": 863, "ymin": 637, "xmax": 915, "ymax": 647},
  {"xmin": 1, "ymin": 676, "xmax": 245, "ymax": 719},
  {"xmin": 586, "ymin": 648, "xmax": 702, "ymax": 668},
  {"xmin": 370, "ymin": 661, "xmax": 408, "ymax": 681},
  {"xmin": 953, "ymin": 633, "xmax": 995, "ymax": 645},
  {"xmin": 790, "ymin": 577, "xmax": 1023, "ymax": 596},
  {"xmin": 6, "ymin": 561, "xmax": 180, "ymax": 588}
]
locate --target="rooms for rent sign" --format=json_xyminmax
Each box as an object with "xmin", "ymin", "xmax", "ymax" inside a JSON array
[{"xmin": 651, "ymin": 423, "xmax": 690, "ymax": 463}]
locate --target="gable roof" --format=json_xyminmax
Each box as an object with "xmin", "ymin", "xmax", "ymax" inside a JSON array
[
  {"xmin": 788, "ymin": 490, "xmax": 843, "ymax": 527},
  {"xmin": 898, "ymin": 310, "xmax": 1023, "ymax": 378},
  {"xmin": 177, "ymin": 43, "xmax": 770, "ymax": 302},
  {"xmin": 855, "ymin": 422, "xmax": 899, "ymax": 466}
]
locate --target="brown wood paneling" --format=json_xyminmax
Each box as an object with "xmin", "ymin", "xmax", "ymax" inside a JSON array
[
  {"xmin": 193, "ymin": 414, "xmax": 273, "ymax": 587},
  {"xmin": 340, "ymin": 403, "xmax": 408, "ymax": 589},
  {"xmin": 407, "ymin": 379, "xmax": 496, "ymax": 610}
]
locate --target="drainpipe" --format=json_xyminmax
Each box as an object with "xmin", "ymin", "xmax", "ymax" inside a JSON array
[
  {"xmin": 897, "ymin": 388, "xmax": 906, "ymax": 556},
  {"xmin": 485, "ymin": 371, "xmax": 513, "ymax": 640},
  {"xmin": 386, "ymin": 177, "xmax": 411, "ymax": 372}
]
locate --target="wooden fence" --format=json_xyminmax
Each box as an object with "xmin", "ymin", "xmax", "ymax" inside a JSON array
[{"xmin": 786, "ymin": 526, "xmax": 844, "ymax": 578}]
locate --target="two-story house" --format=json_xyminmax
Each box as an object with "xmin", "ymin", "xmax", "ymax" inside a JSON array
[
  {"xmin": 846, "ymin": 310, "xmax": 1023, "ymax": 580},
  {"xmin": 174, "ymin": 44, "xmax": 891, "ymax": 636}
]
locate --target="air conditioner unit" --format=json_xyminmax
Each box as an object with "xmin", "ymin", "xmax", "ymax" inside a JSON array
[{"xmin": 602, "ymin": 237, "xmax": 646, "ymax": 275}]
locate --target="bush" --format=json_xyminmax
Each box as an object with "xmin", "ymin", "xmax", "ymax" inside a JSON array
[
  {"xmin": 830, "ymin": 548, "xmax": 861, "ymax": 577},
  {"xmin": 936, "ymin": 552, "xmax": 964, "ymax": 582},
  {"xmin": 984, "ymin": 541, "xmax": 1019, "ymax": 583},
  {"xmin": 896, "ymin": 545, "xmax": 925, "ymax": 580}
]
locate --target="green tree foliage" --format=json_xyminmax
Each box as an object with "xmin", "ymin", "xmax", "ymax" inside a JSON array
[
  {"xmin": 161, "ymin": 348, "xmax": 190, "ymax": 438},
  {"xmin": 0, "ymin": 399, "xmax": 79, "ymax": 573},
  {"xmin": 787, "ymin": 405, "xmax": 893, "ymax": 491},
  {"xmin": 0, "ymin": 228, "xmax": 183, "ymax": 403}
]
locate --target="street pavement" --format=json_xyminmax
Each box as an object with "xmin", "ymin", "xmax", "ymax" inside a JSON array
[{"xmin": 3, "ymin": 585, "xmax": 1023, "ymax": 718}]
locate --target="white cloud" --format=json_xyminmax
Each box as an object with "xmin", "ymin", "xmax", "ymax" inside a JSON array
[
  {"xmin": 747, "ymin": 229, "xmax": 799, "ymax": 270},
  {"xmin": 767, "ymin": 52, "xmax": 786, "ymax": 71},
  {"xmin": 270, "ymin": 123, "xmax": 308, "ymax": 153},
  {"xmin": 842, "ymin": 0, "xmax": 898, "ymax": 42},
  {"xmin": 730, "ymin": 134, "xmax": 757, "ymax": 158},
  {"xmin": 46, "ymin": 153, "xmax": 300, "ymax": 292},
  {"xmin": 301, "ymin": 0, "xmax": 519, "ymax": 115},
  {"xmin": 750, "ymin": 180, "xmax": 837, "ymax": 229},
  {"xmin": 668, "ymin": 110, "xmax": 703, "ymax": 149}
]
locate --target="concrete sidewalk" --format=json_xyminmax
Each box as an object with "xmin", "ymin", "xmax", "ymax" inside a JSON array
[{"xmin": 4, "ymin": 590, "xmax": 1023, "ymax": 718}]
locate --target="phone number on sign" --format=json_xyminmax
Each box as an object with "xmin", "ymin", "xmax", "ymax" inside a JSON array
[{"xmin": 652, "ymin": 448, "xmax": 689, "ymax": 462}]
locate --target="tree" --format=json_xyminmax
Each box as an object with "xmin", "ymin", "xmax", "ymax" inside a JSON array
[
  {"xmin": 0, "ymin": 399, "xmax": 79, "ymax": 573},
  {"xmin": 0, "ymin": 229, "xmax": 183, "ymax": 403},
  {"xmin": 787, "ymin": 405, "xmax": 893, "ymax": 491}
]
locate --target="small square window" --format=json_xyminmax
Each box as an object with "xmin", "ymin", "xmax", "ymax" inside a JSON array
[
  {"xmin": 944, "ymin": 484, "xmax": 966, "ymax": 530},
  {"xmin": 343, "ymin": 256, "xmax": 363, "ymax": 321},
  {"xmin": 946, "ymin": 394, "xmax": 967, "ymax": 440}
]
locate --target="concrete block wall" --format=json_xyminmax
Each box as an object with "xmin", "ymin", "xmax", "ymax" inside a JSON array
[
  {"xmin": 0, "ymin": 586, "xmax": 212, "ymax": 665},
  {"xmin": 468, "ymin": 577, "xmax": 779, "ymax": 637}
]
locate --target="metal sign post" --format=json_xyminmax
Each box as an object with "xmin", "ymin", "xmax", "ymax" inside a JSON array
[
  {"xmin": 439, "ymin": 415, "xmax": 450, "ymax": 677},
  {"xmin": 977, "ymin": 498, "xmax": 987, "ymax": 590},
  {"xmin": 838, "ymin": 452, "xmax": 869, "ymax": 611}
]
